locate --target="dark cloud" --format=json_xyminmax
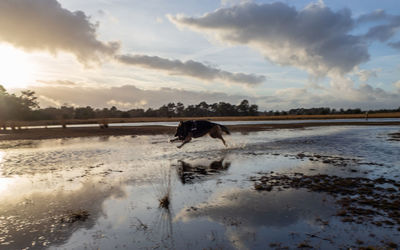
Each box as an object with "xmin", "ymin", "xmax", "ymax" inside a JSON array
[
  {"xmin": 170, "ymin": 2, "xmax": 370, "ymax": 77},
  {"xmin": 0, "ymin": 0, "xmax": 120, "ymax": 65},
  {"xmin": 364, "ymin": 21, "xmax": 400, "ymax": 42},
  {"xmin": 388, "ymin": 41, "xmax": 400, "ymax": 50},
  {"xmin": 356, "ymin": 9, "xmax": 400, "ymax": 44},
  {"xmin": 356, "ymin": 9, "xmax": 388, "ymax": 23},
  {"xmin": 116, "ymin": 54, "xmax": 266, "ymax": 86}
]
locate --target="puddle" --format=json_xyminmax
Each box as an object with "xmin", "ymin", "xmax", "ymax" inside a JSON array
[{"xmin": 0, "ymin": 126, "xmax": 399, "ymax": 249}]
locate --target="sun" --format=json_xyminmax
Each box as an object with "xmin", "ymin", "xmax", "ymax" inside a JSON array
[{"xmin": 0, "ymin": 44, "xmax": 36, "ymax": 89}]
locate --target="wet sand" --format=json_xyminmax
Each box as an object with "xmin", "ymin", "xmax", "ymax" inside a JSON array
[{"xmin": 1, "ymin": 121, "xmax": 400, "ymax": 141}]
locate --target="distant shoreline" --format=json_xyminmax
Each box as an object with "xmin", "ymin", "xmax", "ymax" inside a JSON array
[{"xmin": 1, "ymin": 121, "xmax": 400, "ymax": 141}]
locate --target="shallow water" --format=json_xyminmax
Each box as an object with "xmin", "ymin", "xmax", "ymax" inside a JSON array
[
  {"xmin": 19, "ymin": 117, "xmax": 400, "ymax": 129},
  {"xmin": 0, "ymin": 126, "xmax": 399, "ymax": 249}
]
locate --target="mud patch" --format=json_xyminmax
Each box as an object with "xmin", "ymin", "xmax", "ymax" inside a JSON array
[
  {"xmin": 252, "ymin": 173, "xmax": 400, "ymax": 226},
  {"xmin": 0, "ymin": 140, "xmax": 38, "ymax": 149},
  {"xmin": 388, "ymin": 132, "xmax": 400, "ymax": 141},
  {"xmin": 60, "ymin": 209, "xmax": 90, "ymax": 223},
  {"xmin": 294, "ymin": 153, "xmax": 384, "ymax": 167}
]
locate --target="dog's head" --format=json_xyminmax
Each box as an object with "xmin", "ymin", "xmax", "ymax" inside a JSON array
[{"xmin": 174, "ymin": 121, "xmax": 186, "ymax": 140}]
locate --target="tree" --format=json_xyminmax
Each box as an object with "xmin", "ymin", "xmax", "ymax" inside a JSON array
[
  {"xmin": 0, "ymin": 85, "xmax": 34, "ymax": 121},
  {"xmin": 238, "ymin": 100, "xmax": 250, "ymax": 115},
  {"xmin": 249, "ymin": 104, "xmax": 259, "ymax": 116},
  {"xmin": 20, "ymin": 90, "xmax": 39, "ymax": 110},
  {"xmin": 60, "ymin": 105, "xmax": 75, "ymax": 119},
  {"xmin": 75, "ymin": 106, "xmax": 95, "ymax": 119},
  {"xmin": 0, "ymin": 85, "xmax": 7, "ymax": 121},
  {"xmin": 167, "ymin": 103, "xmax": 176, "ymax": 116},
  {"xmin": 176, "ymin": 102, "xmax": 185, "ymax": 117},
  {"xmin": 0, "ymin": 85, "xmax": 6, "ymax": 94},
  {"xmin": 196, "ymin": 101, "xmax": 210, "ymax": 116},
  {"xmin": 158, "ymin": 105, "xmax": 169, "ymax": 117}
]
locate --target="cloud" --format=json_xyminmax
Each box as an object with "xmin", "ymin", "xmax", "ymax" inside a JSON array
[
  {"xmin": 356, "ymin": 9, "xmax": 387, "ymax": 23},
  {"xmin": 364, "ymin": 22, "xmax": 400, "ymax": 43},
  {"xmin": 156, "ymin": 17, "xmax": 164, "ymax": 24},
  {"xmin": 221, "ymin": 0, "xmax": 250, "ymax": 7},
  {"xmin": 37, "ymin": 80, "xmax": 77, "ymax": 86},
  {"xmin": 37, "ymin": 95, "xmax": 64, "ymax": 107},
  {"xmin": 0, "ymin": 0, "xmax": 120, "ymax": 65},
  {"xmin": 25, "ymin": 80, "xmax": 400, "ymax": 111},
  {"xmin": 0, "ymin": 0, "xmax": 264, "ymax": 85},
  {"xmin": 169, "ymin": 2, "xmax": 370, "ymax": 77},
  {"xmin": 27, "ymin": 84, "xmax": 253, "ymax": 110},
  {"xmin": 395, "ymin": 80, "xmax": 400, "ymax": 92},
  {"xmin": 107, "ymin": 99, "xmax": 148, "ymax": 109},
  {"xmin": 261, "ymin": 75, "xmax": 400, "ymax": 110},
  {"xmin": 116, "ymin": 54, "xmax": 266, "ymax": 86},
  {"xmin": 360, "ymin": 11, "xmax": 400, "ymax": 43},
  {"xmin": 357, "ymin": 9, "xmax": 400, "ymax": 48},
  {"xmin": 388, "ymin": 41, "xmax": 400, "ymax": 50},
  {"xmin": 354, "ymin": 68, "xmax": 380, "ymax": 82}
]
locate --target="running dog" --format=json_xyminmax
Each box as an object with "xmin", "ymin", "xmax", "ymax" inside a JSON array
[{"xmin": 170, "ymin": 120, "xmax": 230, "ymax": 148}]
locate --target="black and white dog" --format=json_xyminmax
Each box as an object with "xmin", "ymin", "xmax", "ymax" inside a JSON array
[{"xmin": 170, "ymin": 120, "xmax": 230, "ymax": 148}]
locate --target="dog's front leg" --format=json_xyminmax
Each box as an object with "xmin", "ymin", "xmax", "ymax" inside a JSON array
[
  {"xmin": 177, "ymin": 134, "xmax": 192, "ymax": 148},
  {"xmin": 170, "ymin": 137, "xmax": 180, "ymax": 143}
]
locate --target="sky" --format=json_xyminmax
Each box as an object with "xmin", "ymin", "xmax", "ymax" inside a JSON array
[{"xmin": 0, "ymin": 0, "xmax": 399, "ymax": 111}]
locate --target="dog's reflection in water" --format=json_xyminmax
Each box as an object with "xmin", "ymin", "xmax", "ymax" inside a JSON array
[{"xmin": 176, "ymin": 159, "xmax": 231, "ymax": 184}]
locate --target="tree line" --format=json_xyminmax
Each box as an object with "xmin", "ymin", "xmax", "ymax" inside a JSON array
[
  {"xmin": 0, "ymin": 85, "xmax": 258, "ymax": 121},
  {"xmin": 1, "ymin": 85, "xmax": 399, "ymax": 122},
  {"xmin": 260, "ymin": 107, "xmax": 400, "ymax": 116},
  {"xmin": 0, "ymin": 85, "xmax": 39, "ymax": 121}
]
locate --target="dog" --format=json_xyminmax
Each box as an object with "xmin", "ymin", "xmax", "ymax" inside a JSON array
[{"xmin": 170, "ymin": 120, "xmax": 230, "ymax": 148}]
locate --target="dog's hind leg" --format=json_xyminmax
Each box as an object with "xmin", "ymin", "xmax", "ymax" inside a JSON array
[
  {"xmin": 210, "ymin": 126, "xmax": 227, "ymax": 146},
  {"xmin": 219, "ymin": 136, "xmax": 226, "ymax": 146},
  {"xmin": 177, "ymin": 134, "xmax": 192, "ymax": 148}
]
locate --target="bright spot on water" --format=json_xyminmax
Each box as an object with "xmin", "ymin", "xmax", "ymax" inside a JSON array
[
  {"xmin": 0, "ymin": 151, "xmax": 14, "ymax": 192},
  {"xmin": 0, "ymin": 151, "xmax": 4, "ymax": 172}
]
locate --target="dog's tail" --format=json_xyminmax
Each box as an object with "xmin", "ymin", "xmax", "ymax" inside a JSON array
[{"xmin": 219, "ymin": 125, "xmax": 230, "ymax": 135}]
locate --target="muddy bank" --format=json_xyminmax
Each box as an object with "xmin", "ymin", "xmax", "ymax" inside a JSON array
[
  {"xmin": 1, "ymin": 121, "xmax": 400, "ymax": 141},
  {"xmin": 252, "ymin": 173, "xmax": 400, "ymax": 229}
]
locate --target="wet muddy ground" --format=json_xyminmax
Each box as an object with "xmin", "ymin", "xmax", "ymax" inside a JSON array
[
  {"xmin": 0, "ymin": 126, "xmax": 399, "ymax": 249},
  {"xmin": 389, "ymin": 132, "xmax": 400, "ymax": 141}
]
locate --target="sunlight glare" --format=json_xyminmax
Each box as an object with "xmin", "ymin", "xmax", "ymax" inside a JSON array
[{"xmin": 0, "ymin": 44, "xmax": 36, "ymax": 89}]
